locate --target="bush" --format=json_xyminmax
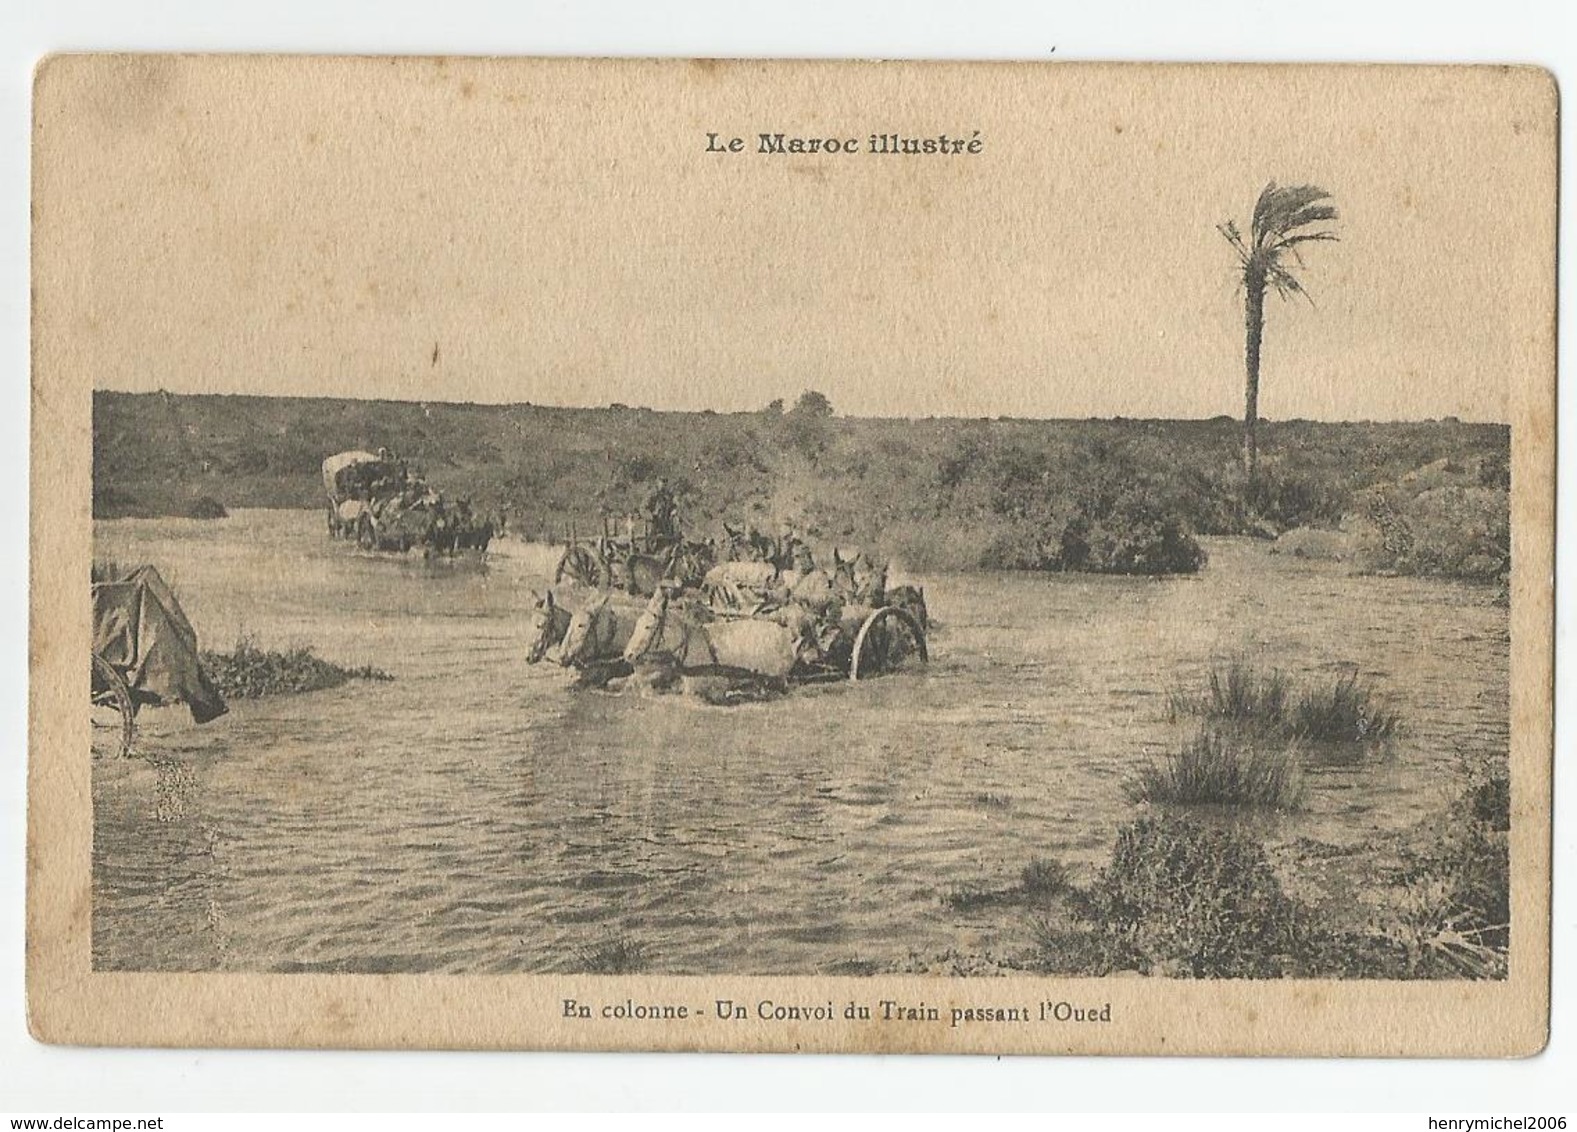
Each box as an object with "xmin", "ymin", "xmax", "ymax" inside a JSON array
[
  {"xmin": 1072, "ymin": 488, "xmax": 1208, "ymax": 575},
  {"xmin": 185, "ymin": 495, "xmax": 229, "ymax": 520},
  {"xmin": 201, "ymin": 635, "xmax": 392, "ymax": 698},
  {"xmin": 1068, "ymin": 815, "xmax": 1307, "ymax": 978},
  {"xmin": 1378, "ymin": 755, "xmax": 1511, "ymax": 978},
  {"xmin": 1027, "ymin": 758, "xmax": 1509, "ymax": 980},
  {"xmin": 1126, "ymin": 729, "xmax": 1304, "ymax": 810},
  {"xmin": 1243, "ymin": 466, "xmax": 1348, "ymax": 532},
  {"xmin": 1351, "ymin": 486, "xmax": 1509, "ymax": 581},
  {"xmin": 975, "ymin": 466, "xmax": 1207, "ymax": 576}
]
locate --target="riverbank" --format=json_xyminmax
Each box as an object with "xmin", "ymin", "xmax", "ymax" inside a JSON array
[{"xmin": 93, "ymin": 391, "xmax": 1508, "ymax": 576}]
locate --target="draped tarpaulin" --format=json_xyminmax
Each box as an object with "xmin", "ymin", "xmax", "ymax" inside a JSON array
[{"xmin": 91, "ymin": 565, "xmax": 228, "ymax": 724}]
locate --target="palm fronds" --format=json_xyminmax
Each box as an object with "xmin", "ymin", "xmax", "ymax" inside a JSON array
[{"xmin": 1223, "ymin": 181, "xmax": 1341, "ymax": 305}]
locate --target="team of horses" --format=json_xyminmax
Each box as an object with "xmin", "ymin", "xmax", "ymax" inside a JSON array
[
  {"xmin": 523, "ymin": 540, "xmax": 929, "ymax": 694},
  {"xmin": 336, "ymin": 493, "xmax": 505, "ymax": 557}
]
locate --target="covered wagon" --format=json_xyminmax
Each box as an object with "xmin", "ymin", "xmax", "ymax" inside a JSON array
[{"xmin": 91, "ymin": 565, "xmax": 227, "ymax": 757}]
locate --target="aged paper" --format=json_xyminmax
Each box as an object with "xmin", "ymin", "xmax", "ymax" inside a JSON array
[{"xmin": 29, "ymin": 56, "xmax": 1555, "ymax": 1054}]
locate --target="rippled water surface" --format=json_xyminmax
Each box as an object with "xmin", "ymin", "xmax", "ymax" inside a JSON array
[{"xmin": 92, "ymin": 510, "xmax": 1509, "ymax": 974}]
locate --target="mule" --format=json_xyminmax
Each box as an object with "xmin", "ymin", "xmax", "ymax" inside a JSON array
[
  {"xmin": 523, "ymin": 590, "xmax": 572, "ymax": 664},
  {"xmin": 557, "ymin": 594, "xmax": 639, "ymax": 669},
  {"xmin": 831, "ymin": 547, "xmax": 888, "ymax": 606},
  {"xmin": 885, "ymin": 584, "xmax": 928, "ymax": 632},
  {"xmin": 703, "ymin": 561, "xmax": 784, "ymax": 610},
  {"xmin": 623, "ymin": 588, "xmax": 818, "ymax": 682}
]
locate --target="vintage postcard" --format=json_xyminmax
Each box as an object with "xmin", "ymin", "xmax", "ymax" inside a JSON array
[{"xmin": 28, "ymin": 56, "xmax": 1555, "ymax": 1054}]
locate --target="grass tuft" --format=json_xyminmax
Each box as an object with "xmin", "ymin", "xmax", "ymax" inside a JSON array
[
  {"xmin": 1171, "ymin": 661, "xmax": 1399, "ymax": 748},
  {"xmin": 1126, "ymin": 729, "xmax": 1304, "ymax": 810},
  {"xmin": 1169, "ymin": 660, "xmax": 1289, "ymax": 725},
  {"xmin": 577, "ymin": 936, "xmax": 648, "ymax": 974},
  {"xmin": 1288, "ymin": 671, "xmax": 1400, "ymax": 743}
]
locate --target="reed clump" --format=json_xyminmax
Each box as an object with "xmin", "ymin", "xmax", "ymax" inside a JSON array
[
  {"xmin": 1126, "ymin": 729, "xmax": 1304, "ymax": 810},
  {"xmin": 1171, "ymin": 660, "xmax": 1399, "ymax": 745}
]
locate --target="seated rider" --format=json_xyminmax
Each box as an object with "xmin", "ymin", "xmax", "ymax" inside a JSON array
[{"xmin": 645, "ymin": 477, "xmax": 679, "ymax": 541}]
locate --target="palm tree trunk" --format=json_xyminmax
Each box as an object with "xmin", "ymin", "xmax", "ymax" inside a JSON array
[{"xmin": 1242, "ymin": 265, "xmax": 1267, "ymax": 479}]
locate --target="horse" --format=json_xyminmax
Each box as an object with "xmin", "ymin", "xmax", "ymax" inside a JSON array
[
  {"xmin": 557, "ymin": 593, "xmax": 639, "ymax": 669},
  {"xmin": 702, "ymin": 560, "xmax": 785, "ymax": 609},
  {"xmin": 885, "ymin": 584, "xmax": 928, "ymax": 632},
  {"xmin": 721, "ymin": 521, "xmax": 777, "ymax": 563},
  {"xmin": 454, "ymin": 515, "xmax": 496, "ymax": 554},
  {"xmin": 623, "ymin": 588, "xmax": 818, "ymax": 682},
  {"xmin": 523, "ymin": 590, "xmax": 573, "ymax": 664},
  {"xmin": 831, "ymin": 547, "xmax": 887, "ymax": 606}
]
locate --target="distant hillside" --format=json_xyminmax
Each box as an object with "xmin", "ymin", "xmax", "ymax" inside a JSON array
[{"xmin": 92, "ymin": 390, "xmax": 1509, "ymax": 573}]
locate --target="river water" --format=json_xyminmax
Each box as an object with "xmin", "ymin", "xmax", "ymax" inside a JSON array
[{"xmin": 91, "ymin": 509, "xmax": 1509, "ymax": 974}]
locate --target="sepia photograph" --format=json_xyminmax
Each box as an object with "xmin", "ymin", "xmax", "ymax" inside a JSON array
[{"xmin": 28, "ymin": 54, "xmax": 1555, "ymax": 1057}]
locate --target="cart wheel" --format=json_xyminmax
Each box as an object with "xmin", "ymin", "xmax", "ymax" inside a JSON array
[
  {"xmin": 556, "ymin": 545, "xmax": 605, "ymax": 588},
  {"xmin": 91, "ymin": 651, "xmax": 136, "ymax": 758},
  {"xmin": 849, "ymin": 606, "xmax": 928, "ymax": 682},
  {"xmin": 357, "ymin": 512, "xmax": 376, "ymax": 549}
]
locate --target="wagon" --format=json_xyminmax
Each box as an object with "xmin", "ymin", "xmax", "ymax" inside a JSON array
[
  {"xmin": 778, "ymin": 602, "xmax": 929, "ymax": 683},
  {"xmin": 623, "ymin": 585, "xmax": 928, "ymax": 686},
  {"xmin": 554, "ymin": 517, "xmax": 713, "ymax": 597},
  {"xmin": 322, "ymin": 450, "xmax": 404, "ymax": 539},
  {"xmin": 322, "ymin": 450, "xmax": 454, "ymax": 554},
  {"xmin": 91, "ymin": 565, "xmax": 227, "ymax": 758}
]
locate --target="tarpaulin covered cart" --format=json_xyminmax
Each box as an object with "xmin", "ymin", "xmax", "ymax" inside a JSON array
[{"xmin": 91, "ymin": 565, "xmax": 227, "ymax": 757}]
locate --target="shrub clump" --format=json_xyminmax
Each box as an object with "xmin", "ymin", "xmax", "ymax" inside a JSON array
[
  {"xmin": 1126, "ymin": 729, "xmax": 1304, "ymax": 810},
  {"xmin": 1041, "ymin": 815, "xmax": 1307, "ymax": 978},
  {"xmin": 1060, "ymin": 494, "xmax": 1209, "ymax": 576},
  {"xmin": 1383, "ymin": 756, "xmax": 1510, "ymax": 978},
  {"xmin": 200, "ymin": 635, "xmax": 392, "ymax": 698},
  {"xmin": 185, "ymin": 495, "xmax": 229, "ymax": 520},
  {"xmin": 1350, "ymin": 485, "xmax": 1509, "ymax": 581},
  {"xmin": 1027, "ymin": 760, "xmax": 1509, "ymax": 980}
]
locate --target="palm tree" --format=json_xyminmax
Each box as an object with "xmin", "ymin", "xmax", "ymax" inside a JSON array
[{"xmin": 1218, "ymin": 182, "xmax": 1339, "ymax": 479}]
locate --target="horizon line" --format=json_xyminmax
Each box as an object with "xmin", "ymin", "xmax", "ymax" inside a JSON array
[{"xmin": 90, "ymin": 387, "xmax": 1511, "ymax": 429}]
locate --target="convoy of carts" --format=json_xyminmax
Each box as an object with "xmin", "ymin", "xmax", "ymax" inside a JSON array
[{"xmin": 92, "ymin": 454, "xmax": 931, "ymax": 758}]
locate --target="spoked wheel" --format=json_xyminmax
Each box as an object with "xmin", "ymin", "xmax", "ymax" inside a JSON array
[
  {"xmin": 555, "ymin": 545, "xmax": 606, "ymax": 588},
  {"xmin": 849, "ymin": 606, "xmax": 929, "ymax": 682},
  {"xmin": 91, "ymin": 651, "xmax": 136, "ymax": 758}
]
